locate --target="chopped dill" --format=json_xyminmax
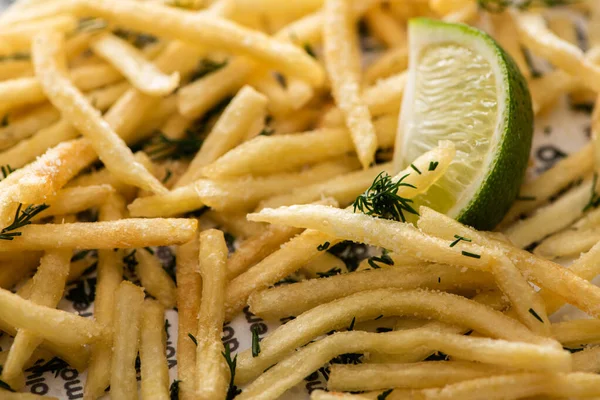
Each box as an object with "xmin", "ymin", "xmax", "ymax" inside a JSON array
[
  {"xmin": 317, "ymin": 242, "xmax": 331, "ymax": 251},
  {"xmin": 353, "ymin": 172, "xmax": 418, "ymax": 222},
  {"xmin": 188, "ymin": 333, "xmax": 198, "ymax": 346},
  {"xmin": 251, "ymin": 326, "xmax": 261, "ymax": 357},
  {"xmin": 410, "ymin": 164, "xmax": 422, "ymax": 175},
  {"xmin": 528, "ymin": 308, "xmax": 544, "ymax": 323},
  {"xmin": 316, "ymin": 267, "xmax": 342, "ymax": 278},
  {"xmin": 0, "ymin": 204, "xmax": 50, "ymax": 241},
  {"xmin": 368, "ymin": 249, "xmax": 394, "ymax": 269},
  {"xmin": 461, "ymin": 251, "xmax": 481, "ymax": 259},
  {"xmin": 428, "ymin": 161, "xmax": 439, "ymax": 171},
  {"xmin": 222, "ymin": 345, "xmax": 242, "ymax": 400},
  {"xmin": 449, "ymin": 234, "xmax": 472, "ymax": 248}
]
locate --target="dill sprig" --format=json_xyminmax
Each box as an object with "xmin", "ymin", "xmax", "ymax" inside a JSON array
[
  {"xmin": 222, "ymin": 345, "xmax": 242, "ymax": 400},
  {"xmin": 251, "ymin": 326, "xmax": 261, "ymax": 357},
  {"xmin": 0, "ymin": 204, "xmax": 50, "ymax": 241},
  {"xmin": 353, "ymin": 172, "xmax": 418, "ymax": 222},
  {"xmin": 410, "ymin": 164, "xmax": 422, "ymax": 175},
  {"xmin": 477, "ymin": 0, "xmax": 577, "ymax": 12},
  {"xmin": 368, "ymin": 249, "xmax": 394, "ymax": 269},
  {"xmin": 428, "ymin": 161, "xmax": 439, "ymax": 171},
  {"xmin": 528, "ymin": 308, "xmax": 544, "ymax": 323},
  {"xmin": 317, "ymin": 242, "xmax": 330, "ymax": 251}
]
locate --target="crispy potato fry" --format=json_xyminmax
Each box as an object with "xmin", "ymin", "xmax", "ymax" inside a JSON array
[
  {"xmin": 136, "ymin": 248, "xmax": 177, "ymax": 309},
  {"xmin": 140, "ymin": 299, "xmax": 170, "ymax": 400},
  {"xmin": 84, "ymin": 193, "xmax": 125, "ymax": 400},
  {"xmin": 227, "ymin": 224, "xmax": 301, "ymax": 279},
  {"xmin": 362, "ymin": 71, "xmax": 406, "ymax": 116},
  {"xmin": 547, "ymin": 14, "xmax": 578, "ymax": 46},
  {"xmin": 430, "ymin": 0, "xmax": 472, "ymax": 15},
  {"xmin": 238, "ymin": 288, "xmax": 552, "ymax": 384},
  {"xmin": 503, "ymin": 180, "xmax": 591, "ymax": 248},
  {"xmin": 327, "ymin": 361, "xmax": 509, "ymax": 392},
  {"xmin": 513, "ymin": 11, "xmax": 600, "ymax": 92},
  {"xmin": 0, "ymin": 60, "xmax": 33, "ymax": 81},
  {"xmin": 324, "ymin": 0, "xmax": 377, "ymax": 168},
  {"xmin": 534, "ymin": 227, "xmax": 600, "ymax": 259},
  {"xmin": 129, "ymin": 157, "xmax": 358, "ymax": 216},
  {"xmin": 573, "ymin": 346, "xmax": 600, "ymax": 373},
  {"xmin": 500, "ymin": 143, "xmax": 593, "ymax": 226},
  {"xmin": 0, "ymin": 105, "xmax": 61, "ymax": 151},
  {"xmin": 0, "ymin": 15, "xmax": 77, "ymax": 56},
  {"xmin": 201, "ymin": 126, "xmax": 393, "ymax": 178},
  {"xmin": 414, "ymin": 372, "xmax": 600, "ymax": 400},
  {"xmin": 552, "ymin": 319, "xmax": 600, "ymax": 346},
  {"xmin": 248, "ymin": 265, "xmax": 495, "ymax": 320},
  {"xmin": 0, "ymin": 286, "xmax": 106, "ymax": 347},
  {"xmin": 365, "ymin": 6, "xmax": 406, "ymax": 48},
  {"xmin": 33, "ymin": 31, "xmax": 167, "ymax": 195},
  {"xmin": 205, "ymin": 210, "xmax": 266, "ymax": 239},
  {"xmin": 91, "ymin": 33, "xmax": 179, "ymax": 96},
  {"xmin": 249, "ymin": 71, "xmax": 297, "ymax": 118},
  {"xmin": 32, "ymin": 185, "xmax": 115, "ymax": 221},
  {"xmin": 81, "ymin": 0, "xmax": 325, "ymax": 86},
  {"xmin": 2, "ymin": 217, "xmax": 74, "ymax": 382},
  {"xmin": 237, "ymin": 330, "xmax": 570, "ymax": 400},
  {"xmin": 364, "ymin": 47, "xmax": 409, "ymax": 85},
  {"xmin": 110, "ymin": 281, "xmax": 145, "ymax": 400},
  {"xmin": 176, "ymin": 85, "xmax": 268, "ymax": 187},
  {"xmin": 0, "ymin": 218, "xmax": 197, "ymax": 252},
  {"xmin": 490, "ymin": 12, "xmax": 530, "ymax": 79},
  {"xmin": 418, "ymin": 207, "xmax": 600, "ymax": 318},
  {"xmin": 195, "ymin": 229, "xmax": 229, "ymax": 399},
  {"xmin": 0, "ymin": 251, "xmax": 41, "ymax": 289},
  {"xmin": 176, "ymin": 237, "xmax": 200, "ymax": 400}
]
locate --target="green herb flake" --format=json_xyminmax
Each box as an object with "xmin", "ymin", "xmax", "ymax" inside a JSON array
[
  {"xmin": 428, "ymin": 161, "xmax": 439, "ymax": 171},
  {"xmin": 461, "ymin": 251, "xmax": 481, "ymax": 259},
  {"xmin": 378, "ymin": 389, "xmax": 394, "ymax": 400},
  {"xmin": 251, "ymin": 326, "xmax": 261, "ymax": 358},
  {"xmin": 410, "ymin": 164, "xmax": 422, "ymax": 175},
  {"xmin": 169, "ymin": 379, "xmax": 181, "ymax": 400},
  {"xmin": 222, "ymin": 345, "xmax": 242, "ymax": 400},
  {"xmin": 316, "ymin": 267, "xmax": 342, "ymax": 278},
  {"xmin": 188, "ymin": 333, "xmax": 198, "ymax": 346},
  {"xmin": 353, "ymin": 172, "xmax": 419, "ymax": 222},
  {"xmin": 528, "ymin": 308, "xmax": 544, "ymax": 323},
  {"xmin": 449, "ymin": 234, "xmax": 472, "ymax": 248},
  {"xmin": 317, "ymin": 242, "xmax": 330, "ymax": 251}
]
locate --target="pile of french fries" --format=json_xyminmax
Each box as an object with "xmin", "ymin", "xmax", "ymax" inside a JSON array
[{"xmin": 0, "ymin": 0, "xmax": 600, "ymax": 399}]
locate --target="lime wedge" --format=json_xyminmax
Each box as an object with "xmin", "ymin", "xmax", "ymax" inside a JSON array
[{"xmin": 395, "ymin": 18, "xmax": 533, "ymax": 230}]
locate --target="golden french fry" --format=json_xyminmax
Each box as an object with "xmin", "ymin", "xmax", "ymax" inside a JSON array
[
  {"xmin": 204, "ymin": 210, "xmax": 266, "ymax": 239},
  {"xmin": 0, "ymin": 218, "xmax": 197, "ymax": 252},
  {"xmin": 84, "ymin": 193, "xmax": 126, "ymax": 400},
  {"xmin": 32, "ymin": 185, "xmax": 115, "ymax": 221},
  {"xmin": 196, "ymin": 229, "xmax": 229, "ymax": 399},
  {"xmin": 534, "ymin": 227, "xmax": 600, "ymax": 259},
  {"xmin": 362, "ymin": 71, "xmax": 406, "ymax": 116},
  {"xmin": 364, "ymin": 6, "xmax": 406, "ymax": 48},
  {"xmin": 311, "ymin": 391, "xmax": 368, "ymax": 400},
  {"xmin": 513, "ymin": 11, "xmax": 600, "ymax": 92},
  {"xmin": 80, "ymin": 0, "xmax": 325, "ymax": 86},
  {"xmin": 136, "ymin": 248, "xmax": 177, "ymax": 309},
  {"xmin": 129, "ymin": 157, "xmax": 358, "ymax": 216},
  {"xmin": 503, "ymin": 180, "xmax": 591, "ymax": 248},
  {"xmin": 238, "ymin": 288, "xmax": 554, "ymax": 384},
  {"xmin": 324, "ymin": 0, "xmax": 377, "ymax": 168},
  {"xmin": 573, "ymin": 347, "xmax": 600, "ymax": 373},
  {"xmin": 500, "ymin": 143, "xmax": 593, "ymax": 226},
  {"xmin": 547, "ymin": 13, "xmax": 578, "ymax": 46},
  {"xmin": 237, "ymin": 330, "xmax": 570, "ymax": 400},
  {"xmin": 327, "ymin": 361, "xmax": 509, "ymax": 392},
  {"xmin": 0, "ymin": 105, "xmax": 61, "ymax": 151},
  {"xmin": 0, "ymin": 286, "xmax": 106, "ymax": 347},
  {"xmin": 33, "ymin": 31, "xmax": 167, "ymax": 195},
  {"xmin": 552, "ymin": 319, "xmax": 600, "ymax": 346},
  {"xmin": 140, "ymin": 299, "xmax": 170, "ymax": 400},
  {"xmin": 415, "ymin": 372, "xmax": 600, "ymax": 400},
  {"xmin": 175, "ymin": 85, "xmax": 268, "ymax": 187},
  {"xmin": 0, "ymin": 15, "xmax": 77, "ymax": 56},
  {"xmin": 111, "ymin": 281, "xmax": 145, "ymax": 400},
  {"xmin": 176, "ymin": 237, "xmax": 200, "ymax": 400},
  {"xmin": 248, "ymin": 264, "xmax": 496, "ymax": 320},
  {"xmin": 364, "ymin": 47, "xmax": 409, "ymax": 85},
  {"xmin": 91, "ymin": 33, "xmax": 180, "ymax": 96},
  {"xmin": 430, "ymin": 0, "xmax": 472, "ymax": 15},
  {"xmin": 0, "ymin": 252, "xmax": 41, "ymax": 290},
  {"xmin": 490, "ymin": 12, "xmax": 530, "ymax": 79}
]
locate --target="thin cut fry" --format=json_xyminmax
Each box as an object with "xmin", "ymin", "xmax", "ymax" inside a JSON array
[
  {"xmin": 140, "ymin": 299, "xmax": 170, "ymax": 400},
  {"xmin": 136, "ymin": 248, "xmax": 177, "ymax": 309},
  {"xmin": 176, "ymin": 237, "xmax": 200, "ymax": 400},
  {"xmin": 238, "ymin": 289, "xmax": 552, "ymax": 384},
  {"xmin": 0, "ymin": 15, "xmax": 77, "ymax": 56},
  {"xmin": 0, "ymin": 218, "xmax": 197, "ymax": 252},
  {"xmin": 204, "ymin": 210, "xmax": 266, "ymax": 239},
  {"xmin": 364, "ymin": 47, "xmax": 409, "ymax": 84},
  {"xmin": 364, "ymin": 6, "xmax": 406, "ymax": 48},
  {"xmin": 84, "ymin": 193, "xmax": 125, "ymax": 400},
  {"xmin": 32, "ymin": 185, "xmax": 115, "ymax": 221},
  {"xmin": 236, "ymin": 330, "xmax": 571, "ymax": 400},
  {"xmin": 91, "ymin": 33, "xmax": 179, "ymax": 96},
  {"xmin": 195, "ymin": 229, "xmax": 229, "ymax": 399},
  {"xmin": 552, "ymin": 319, "xmax": 600, "ymax": 346},
  {"xmin": 327, "ymin": 361, "xmax": 509, "ymax": 392},
  {"xmin": 534, "ymin": 227, "xmax": 600, "ymax": 259},
  {"xmin": 573, "ymin": 347, "xmax": 600, "ymax": 373},
  {"xmin": 33, "ymin": 31, "xmax": 167, "ymax": 195},
  {"xmin": 110, "ymin": 281, "xmax": 145, "ymax": 400},
  {"xmin": 490, "ymin": 12, "xmax": 530, "ymax": 79},
  {"xmin": 248, "ymin": 265, "xmax": 496, "ymax": 320},
  {"xmin": 324, "ymin": 0, "xmax": 377, "ymax": 168},
  {"xmin": 175, "ymin": 85, "xmax": 268, "ymax": 187}
]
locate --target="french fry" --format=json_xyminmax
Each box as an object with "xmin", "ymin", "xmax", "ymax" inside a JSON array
[
  {"xmin": 31, "ymin": 185, "xmax": 115, "ymax": 221},
  {"xmin": 0, "ymin": 105, "xmax": 61, "ymax": 151},
  {"xmin": 136, "ymin": 248, "xmax": 177, "ymax": 309},
  {"xmin": 84, "ymin": 193, "xmax": 125, "ymax": 400},
  {"xmin": 573, "ymin": 346, "xmax": 600, "ymax": 373},
  {"xmin": 552, "ymin": 319, "xmax": 600, "ymax": 346},
  {"xmin": 503, "ymin": 180, "xmax": 591, "ymax": 248},
  {"xmin": 2, "ymin": 216, "xmax": 74, "ymax": 382},
  {"xmin": 227, "ymin": 224, "xmax": 301, "ymax": 279},
  {"xmin": 500, "ymin": 143, "xmax": 593, "ymax": 226},
  {"xmin": 248, "ymin": 264, "xmax": 496, "ymax": 320},
  {"xmin": 364, "ymin": 47, "xmax": 409, "ymax": 85},
  {"xmin": 175, "ymin": 85, "xmax": 268, "ymax": 187},
  {"xmin": 362, "ymin": 71, "xmax": 406, "ymax": 116},
  {"xmin": 364, "ymin": 6, "xmax": 406, "ymax": 48},
  {"xmin": 301, "ymin": 252, "xmax": 347, "ymax": 279},
  {"xmin": 0, "ymin": 15, "xmax": 77, "ymax": 57},
  {"xmin": 176, "ymin": 237, "xmax": 200, "ymax": 400},
  {"xmin": 91, "ymin": 33, "xmax": 180, "ymax": 96},
  {"xmin": 311, "ymin": 391, "xmax": 368, "ymax": 400},
  {"xmin": 0, "ymin": 286, "xmax": 106, "ymax": 347},
  {"xmin": 195, "ymin": 229, "xmax": 229, "ymax": 399},
  {"xmin": 140, "ymin": 299, "xmax": 170, "ymax": 400},
  {"xmin": 0, "ymin": 391, "xmax": 58, "ymax": 400},
  {"xmin": 201, "ymin": 126, "xmax": 393, "ymax": 178},
  {"xmin": 236, "ymin": 330, "xmax": 571, "ymax": 400},
  {"xmin": 33, "ymin": 31, "xmax": 167, "ymax": 195},
  {"xmin": 249, "ymin": 71, "xmax": 297, "ymax": 118},
  {"xmin": 205, "ymin": 210, "xmax": 266, "ymax": 239},
  {"xmin": 534, "ymin": 227, "xmax": 600, "ymax": 259},
  {"xmin": 271, "ymin": 108, "xmax": 321, "ymax": 135},
  {"xmin": 239, "ymin": 289, "xmax": 555, "ymax": 384},
  {"xmin": 414, "ymin": 372, "xmax": 600, "ymax": 400},
  {"xmin": 80, "ymin": 0, "xmax": 325, "ymax": 86},
  {"xmin": 513, "ymin": 11, "xmax": 600, "ymax": 92},
  {"xmin": 0, "ymin": 59, "xmax": 33, "ymax": 81},
  {"xmin": 110, "ymin": 281, "xmax": 145, "ymax": 400},
  {"xmin": 327, "ymin": 361, "xmax": 509, "ymax": 392},
  {"xmin": 418, "ymin": 206, "xmax": 600, "ymax": 318},
  {"xmin": 129, "ymin": 157, "xmax": 358, "ymax": 216},
  {"xmin": 429, "ymin": 0, "xmax": 472, "ymax": 15},
  {"xmin": 0, "ymin": 218, "xmax": 197, "ymax": 252},
  {"xmin": 324, "ymin": 0, "xmax": 377, "ymax": 168},
  {"xmin": 490, "ymin": 12, "xmax": 530, "ymax": 79},
  {"xmin": 547, "ymin": 14, "xmax": 578, "ymax": 46},
  {"xmin": 0, "ymin": 251, "xmax": 41, "ymax": 289}
]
